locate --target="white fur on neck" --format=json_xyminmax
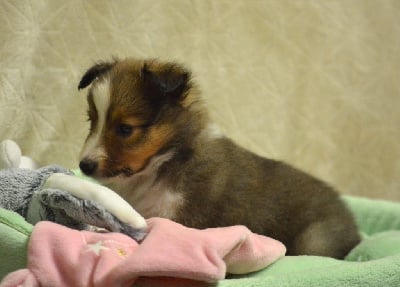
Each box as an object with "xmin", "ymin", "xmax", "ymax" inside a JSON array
[
  {"xmin": 195, "ymin": 123, "xmax": 223, "ymax": 146},
  {"xmin": 105, "ymin": 150, "xmax": 184, "ymax": 219},
  {"xmin": 202, "ymin": 123, "xmax": 223, "ymax": 140}
]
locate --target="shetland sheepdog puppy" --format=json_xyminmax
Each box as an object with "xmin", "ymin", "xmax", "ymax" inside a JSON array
[{"xmin": 78, "ymin": 58, "xmax": 360, "ymax": 258}]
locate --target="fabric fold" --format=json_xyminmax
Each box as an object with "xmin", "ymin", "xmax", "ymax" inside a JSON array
[{"xmin": 1, "ymin": 218, "xmax": 285, "ymax": 287}]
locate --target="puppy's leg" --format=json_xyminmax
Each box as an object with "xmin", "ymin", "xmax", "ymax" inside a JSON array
[{"xmin": 290, "ymin": 218, "xmax": 360, "ymax": 258}]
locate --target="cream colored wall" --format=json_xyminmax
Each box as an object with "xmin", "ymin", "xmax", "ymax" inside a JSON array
[{"xmin": 0, "ymin": 1, "xmax": 399, "ymax": 201}]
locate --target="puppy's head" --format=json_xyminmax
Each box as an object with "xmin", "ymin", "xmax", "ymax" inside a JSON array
[{"xmin": 78, "ymin": 58, "xmax": 201, "ymax": 181}]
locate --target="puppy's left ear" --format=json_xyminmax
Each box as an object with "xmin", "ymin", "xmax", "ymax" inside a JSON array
[
  {"xmin": 142, "ymin": 63, "xmax": 191, "ymax": 102},
  {"xmin": 78, "ymin": 62, "xmax": 115, "ymax": 90}
]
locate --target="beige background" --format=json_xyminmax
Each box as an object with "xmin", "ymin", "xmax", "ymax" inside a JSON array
[{"xmin": 0, "ymin": 0, "xmax": 399, "ymax": 201}]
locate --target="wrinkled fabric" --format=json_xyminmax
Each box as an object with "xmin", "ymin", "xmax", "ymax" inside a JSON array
[{"xmin": 1, "ymin": 218, "xmax": 285, "ymax": 287}]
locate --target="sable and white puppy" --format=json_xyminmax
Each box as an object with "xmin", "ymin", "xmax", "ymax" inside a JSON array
[{"xmin": 78, "ymin": 58, "xmax": 360, "ymax": 258}]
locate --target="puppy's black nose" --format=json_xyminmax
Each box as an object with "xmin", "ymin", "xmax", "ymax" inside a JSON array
[{"xmin": 79, "ymin": 159, "xmax": 98, "ymax": 175}]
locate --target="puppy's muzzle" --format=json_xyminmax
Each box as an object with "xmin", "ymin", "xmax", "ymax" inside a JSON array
[{"xmin": 79, "ymin": 159, "xmax": 98, "ymax": 176}]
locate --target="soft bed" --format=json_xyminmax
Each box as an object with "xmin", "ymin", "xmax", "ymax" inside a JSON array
[{"xmin": 1, "ymin": 196, "xmax": 399, "ymax": 286}]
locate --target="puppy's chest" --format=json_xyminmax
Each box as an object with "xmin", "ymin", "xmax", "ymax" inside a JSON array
[{"xmin": 118, "ymin": 179, "xmax": 184, "ymax": 219}]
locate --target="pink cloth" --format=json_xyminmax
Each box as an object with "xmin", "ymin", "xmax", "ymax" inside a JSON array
[{"xmin": 1, "ymin": 218, "xmax": 286, "ymax": 287}]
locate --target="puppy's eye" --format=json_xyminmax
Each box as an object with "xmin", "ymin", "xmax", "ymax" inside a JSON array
[{"xmin": 116, "ymin": 124, "xmax": 134, "ymax": 137}]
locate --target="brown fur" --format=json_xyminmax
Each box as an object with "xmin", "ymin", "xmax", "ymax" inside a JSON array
[{"xmin": 78, "ymin": 58, "xmax": 360, "ymax": 258}]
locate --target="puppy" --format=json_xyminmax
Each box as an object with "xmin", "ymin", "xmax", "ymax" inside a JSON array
[{"xmin": 78, "ymin": 58, "xmax": 360, "ymax": 258}]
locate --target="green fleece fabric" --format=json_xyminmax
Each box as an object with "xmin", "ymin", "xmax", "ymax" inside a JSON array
[
  {"xmin": 223, "ymin": 196, "xmax": 400, "ymax": 287},
  {"xmin": 0, "ymin": 208, "xmax": 32, "ymax": 279},
  {"xmin": 1, "ymin": 196, "xmax": 400, "ymax": 285},
  {"xmin": 223, "ymin": 232, "xmax": 400, "ymax": 286}
]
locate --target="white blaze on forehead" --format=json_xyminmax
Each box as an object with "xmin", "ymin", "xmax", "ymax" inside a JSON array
[{"xmin": 80, "ymin": 78, "xmax": 111, "ymax": 161}]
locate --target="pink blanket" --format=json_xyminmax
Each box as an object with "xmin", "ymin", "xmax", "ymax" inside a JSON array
[{"xmin": 1, "ymin": 218, "xmax": 285, "ymax": 286}]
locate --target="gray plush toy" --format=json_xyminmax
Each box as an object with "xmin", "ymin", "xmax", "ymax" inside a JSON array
[{"xmin": 0, "ymin": 140, "xmax": 147, "ymax": 241}]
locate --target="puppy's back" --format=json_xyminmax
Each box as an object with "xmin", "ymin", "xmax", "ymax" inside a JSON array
[{"xmin": 166, "ymin": 136, "xmax": 360, "ymax": 258}]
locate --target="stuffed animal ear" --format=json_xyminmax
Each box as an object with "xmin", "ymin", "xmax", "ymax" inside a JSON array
[
  {"xmin": 78, "ymin": 62, "xmax": 115, "ymax": 90},
  {"xmin": 0, "ymin": 140, "xmax": 39, "ymax": 170},
  {"xmin": 141, "ymin": 62, "xmax": 191, "ymax": 102},
  {"xmin": 0, "ymin": 140, "xmax": 21, "ymax": 169},
  {"xmin": 43, "ymin": 173, "xmax": 147, "ymax": 230}
]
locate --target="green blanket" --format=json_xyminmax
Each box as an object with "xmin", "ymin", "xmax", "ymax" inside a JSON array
[
  {"xmin": 0, "ymin": 208, "xmax": 32, "ymax": 278},
  {"xmin": 1, "ymin": 196, "xmax": 400, "ymax": 286},
  {"xmin": 224, "ymin": 196, "xmax": 400, "ymax": 287}
]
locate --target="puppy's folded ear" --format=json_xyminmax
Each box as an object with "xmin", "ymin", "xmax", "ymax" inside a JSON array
[
  {"xmin": 142, "ymin": 63, "xmax": 191, "ymax": 102},
  {"xmin": 78, "ymin": 62, "xmax": 115, "ymax": 90}
]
